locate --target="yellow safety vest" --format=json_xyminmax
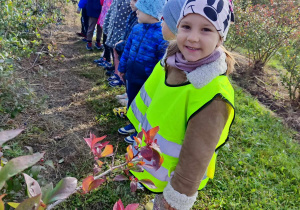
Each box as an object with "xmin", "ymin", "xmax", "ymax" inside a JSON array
[{"xmin": 127, "ymin": 62, "xmax": 235, "ymax": 193}]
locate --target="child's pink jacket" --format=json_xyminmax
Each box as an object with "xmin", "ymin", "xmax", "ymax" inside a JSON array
[{"xmin": 97, "ymin": 0, "xmax": 113, "ymax": 27}]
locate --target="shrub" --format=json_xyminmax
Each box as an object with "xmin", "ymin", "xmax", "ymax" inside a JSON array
[
  {"xmin": 276, "ymin": 39, "xmax": 300, "ymax": 102},
  {"xmin": 0, "ymin": 0, "xmax": 67, "ymax": 118},
  {"xmin": 226, "ymin": 0, "xmax": 299, "ymax": 72}
]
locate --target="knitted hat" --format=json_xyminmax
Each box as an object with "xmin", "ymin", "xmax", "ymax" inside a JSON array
[
  {"xmin": 162, "ymin": 0, "xmax": 186, "ymax": 35},
  {"xmin": 177, "ymin": 0, "xmax": 234, "ymax": 40},
  {"xmin": 136, "ymin": 0, "xmax": 165, "ymax": 20}
]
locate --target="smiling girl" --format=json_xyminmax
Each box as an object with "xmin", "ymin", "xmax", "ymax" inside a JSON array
[{"xmin": 127, "ymin": 0, "xmax": 235, "ymax": 209}]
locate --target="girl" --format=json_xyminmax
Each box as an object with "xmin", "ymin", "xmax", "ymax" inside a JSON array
[{"xmin": 126, "ymin": 0, "xmax": 235, "ymax": 209}]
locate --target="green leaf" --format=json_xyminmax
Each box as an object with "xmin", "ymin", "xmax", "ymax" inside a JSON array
[
  {"xmin": 15, "ymin": 194, "xmax": 41, "ymax": 210},
  {"xmin": 42, "ymin": 177, "xmax": 77, "ymax": 205},
  {"xmin": 0, "ymin": 152, "xmax": 44, "ymax": 190},
  {"xmin": 44, "ymin": 160, "xmax": 55, "ymax": 170},
  {"xmin": 0, "ymin": 129, "xmax": 24, "ymax": 146},
  {"xmin": 41, "ymin": 183, "xmax": 53, "ymax": 201}
]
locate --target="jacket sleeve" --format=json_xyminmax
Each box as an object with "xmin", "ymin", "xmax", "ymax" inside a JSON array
[
  {"xmin": 118, "ymin": 31, "xmax": 133, "ymax": 73},
  {"xmin": 163, "ymin": 97, "xmax": 229, "ymax": 210},
  {"xmin": 78, "ymin": 0, "xmax": 87, "ymax": 8},
  {"xmin": 145, "ymin": 39, "xmax": 168, "ymax": 75}
]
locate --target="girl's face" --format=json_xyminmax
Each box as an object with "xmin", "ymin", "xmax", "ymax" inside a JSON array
[
  {"xmin": 161, "ymin": 20, "xmax": 175, "ymax": 41},
  {"xmin": 177, "ymin": 14, "xmax": 222, "ymax": 62},
  {"xmin": 130, "ymin": 0, "xmax": 137, "ymax": 11}
]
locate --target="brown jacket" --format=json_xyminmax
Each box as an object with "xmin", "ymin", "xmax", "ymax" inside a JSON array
[{"xmin": 167, "ymin": 67, "xmax": 229, "ymax": 196}]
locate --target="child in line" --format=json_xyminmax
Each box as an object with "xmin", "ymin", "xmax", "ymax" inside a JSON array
[
  {"xmin": 85, "ymin": 0, "xmax": 103, "ymax": 50},
  {"xmin": 93, "ymin": 0, "xmax": 114, "ymax": 67},
  {"xmin": 126, "ymin": 0, "xmax": 236, "ymax": 209},
  {"xmin": 117, "ymin": 0, "xmax": 168, "ymax": 143},
  {"xmin": 99, "ymin": 0, "xmax": 132, "ymax": 68},
  {"xmin": 76, "ymin": 0, "xmax": 88, "ymax": 39},
  {"xmin": 108, "ymin": 0, "xmax": 139, "ymax": 87}
]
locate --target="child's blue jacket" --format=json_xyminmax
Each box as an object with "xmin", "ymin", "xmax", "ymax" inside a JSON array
[
  {"xmin": 118, "ymin": 22, "xmax": 168, "ymax": 84},
  {"xmin": 86, "ymin": 0, "xmax": 102, "ymax": 18},
  {"xmin": 78, "ymin": 0, "xmax": 87, "ymax": 8}
]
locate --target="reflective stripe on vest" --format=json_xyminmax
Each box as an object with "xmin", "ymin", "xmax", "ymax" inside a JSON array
[{"xmin": 128, "ymin": 63, "xmax": 235, "ymax": 193}]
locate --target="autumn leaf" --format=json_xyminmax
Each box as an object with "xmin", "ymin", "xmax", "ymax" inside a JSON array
[
  {"xmin": 113, "ymin": 199, "xmax": 124, "ymax": 210},
  {"xmin": 88, "ymin": 179, "xmax": 106, "ymax": 192},
  {"xmin": 82, "ymin": 176, "xmax": 94, "ymax": 194},
  {"xmin": 130, "ymin": 180, "xmax": 137, "ymax": 192},
  {"xmin": 82, "ymin": 176, "xmax": 105, "ymax": 194},
  {"xmin": 91, "ymin": 135, "xmax": 107, "ymax": 149},
  {"xmin": 126, "ymin": 145, "xmax": 134, "ymax": 162},
  {"xmin": 140, "ymin": 146, "xmax": 153, "ymax": 161},
  {"xmin": 139, "ymin": 179, "xmax": 157, "ymax": 189},
  {"xmin": 100, "ymin": 145, "xmax": 113, "ymax": 158},
  {"xmin": 151, "ymin": 149, "xmax": 164, "ymax": 171},
  {"xmin": 147, "ymin": 126, "xmax": 159, "ymax": 141},
  {"xmin": 113, "ymin": 175, "xmax": 129, "ymax": 181}
]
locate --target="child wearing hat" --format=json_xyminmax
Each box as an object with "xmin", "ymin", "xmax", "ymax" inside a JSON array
[
  {"xmin": 117, "ymin": 0, "xmax": 168, "ymax": 143},
  {"xmin": 125, "ymin": 0, "xmax": 236, "ymax": 209}
]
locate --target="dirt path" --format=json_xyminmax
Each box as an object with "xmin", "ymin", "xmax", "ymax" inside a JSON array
[{"xmin": 8, "ymin": 5, "xmax": 116, "ymax": 181}]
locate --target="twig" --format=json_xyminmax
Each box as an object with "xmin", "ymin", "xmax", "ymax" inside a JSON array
[
  {"xmin": 46, "ymin": 157, "xmax": 143, "ymax": 210},
  {"xmin": 31, "ymin": 45, "xmax": 45, "ymax": 67},
  {"xmin": 111, "ymin": 142, "xmax": 119, "ymax": 167}
]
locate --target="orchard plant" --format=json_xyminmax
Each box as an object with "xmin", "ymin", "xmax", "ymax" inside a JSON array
[
  {"xmin": 0, "ymin": 127, "xmax": 164, "ymax": 209},
  {"xmin": 276, "ymin": 39, "xmax": 300, "ymax": 103},
  {"xmin": 226, "ymin": 0, "xmax": 299, "ymax": 72}
]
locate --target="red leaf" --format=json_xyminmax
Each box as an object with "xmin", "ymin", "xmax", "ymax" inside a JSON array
[
  {"xmin": 142, "ymin": 128, "xmax": 149, "ymax": 144},
  {"xmin": 130, "ymin": 181, "xmax": 137, "ymax": 192},
  {"xmin": 147, "ymin": 126, "xmax": 159, "ymax": 141},
  {"xmin": 137, "ymin": 131, "xmax": 143, "ymax": 140},
  {"xmin": 126, "ymin": 145, "xmax": 134, "ymax": 162},
  {"xmin": 100, "ymin": 145, "xmax": 113, "ymax": 158},
  {"xmin": 91, "ymin": 135, "xmax": 107, "ymax": 149},
  {"xmin": 113, "ymin": 199, "xmax": 124, "ymax": 210},
  {"xmin": 88, "ymin": 179, "xmax": 106, "ymax": 192},
  {"xmin": 83, "ymin": 132, "xmax": 94, "ymax": 149},
  {"xmin": 113, "ymin": 175, "xmax": 129, "ymax": 181},
  {"xmin": 125, "ymin": 203, "xmax": 139, "ymax": 210},
  {"xmin": 152, "ymin": 149, "xmax": 164, "ymax": 171},
  {"xmin": 139, "ymin": 179, "xmax": 157, "ymax": 189},
  {"xmin": 82, "ymin": 176, "xmax": 94, "ymax": 194},
  {"xmin": 140, "ymin": 146, "xmax": 153, "ymax": 161}
]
